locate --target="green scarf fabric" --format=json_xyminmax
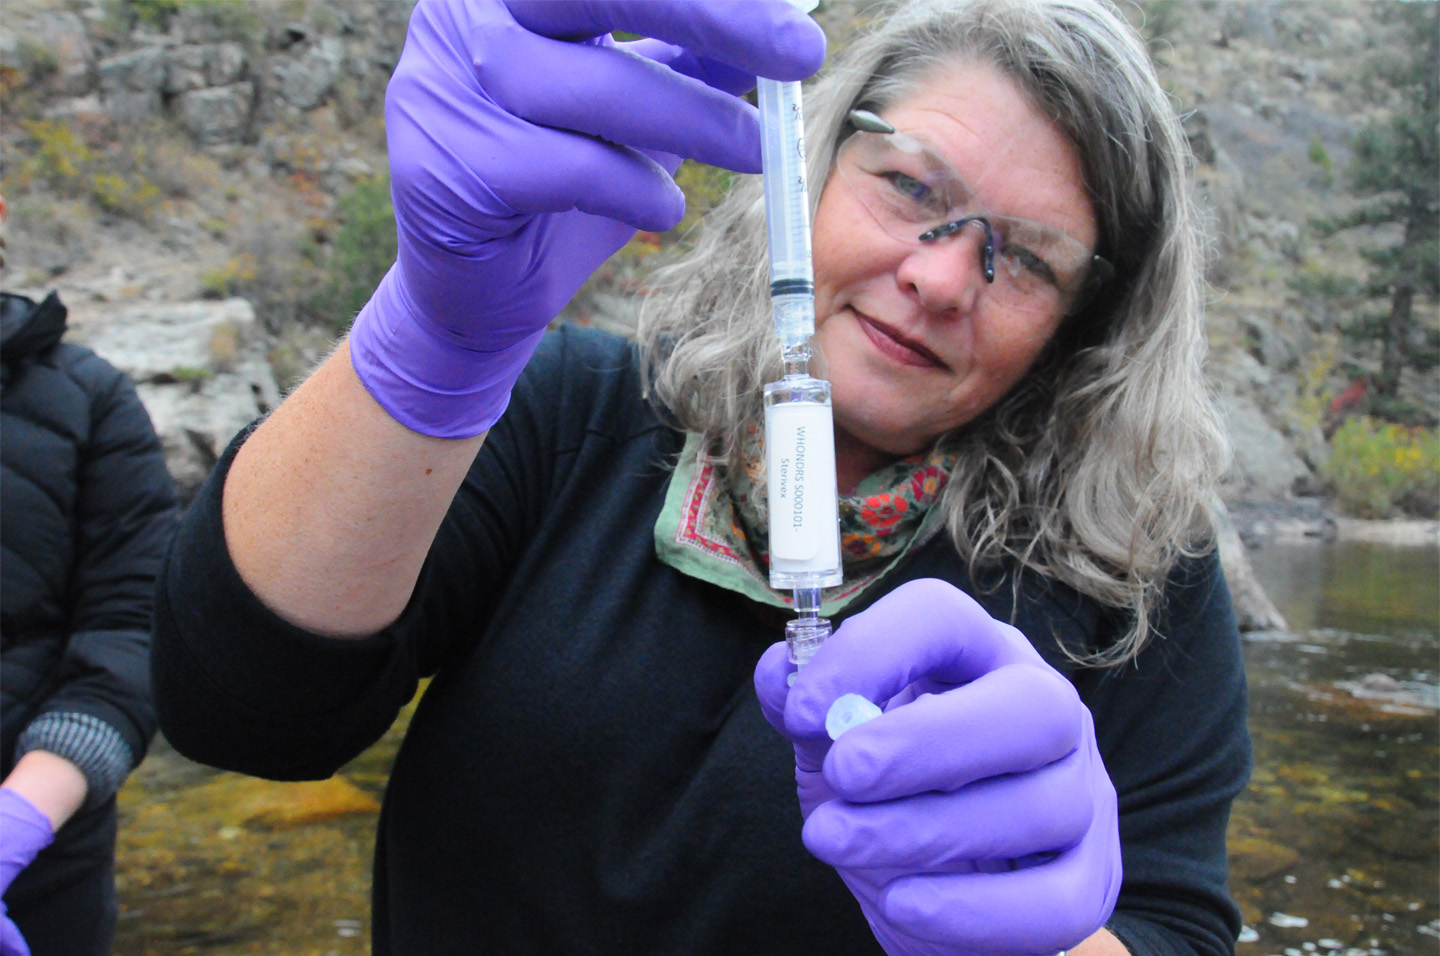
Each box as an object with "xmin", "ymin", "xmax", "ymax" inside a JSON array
[{"xmin": 654, "ymin": 429, "xmax": 956, "ymax": 615}]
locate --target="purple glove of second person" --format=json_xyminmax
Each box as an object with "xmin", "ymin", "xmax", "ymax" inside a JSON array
[
  {"xmin": 754, "ymin": 579, "xmax": 1122, "ymax": 956},
  {"xmin": 0, "ymin": 913, "xmax": 27, "ymax": 956},
  {"xmin": 0, "ymin": 788, "xmax": 55, "ymax": 956},
  {"xmin": 348, "ymin": 0, "xmax": 825, "ymax": 437}
]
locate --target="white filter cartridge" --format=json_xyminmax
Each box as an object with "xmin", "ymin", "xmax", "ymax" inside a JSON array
[{"xmin": 765, "ymin": 399, "xmax": 842, "ymax": 588}]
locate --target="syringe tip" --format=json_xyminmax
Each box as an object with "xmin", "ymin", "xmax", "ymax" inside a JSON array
[{"xmin": 785, "ymin": 615, "xmax": 830, "ymax": 668}]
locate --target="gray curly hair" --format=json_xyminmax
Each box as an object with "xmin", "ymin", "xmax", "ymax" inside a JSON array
[{"xmin": 636, "ymin": 0, "xmax": 1229, "ymax": 665}]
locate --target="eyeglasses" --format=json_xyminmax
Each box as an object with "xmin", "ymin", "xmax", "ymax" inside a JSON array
[{"xmin": 836, "ymin": 110, "xmax": 1112, "ymax": 315}]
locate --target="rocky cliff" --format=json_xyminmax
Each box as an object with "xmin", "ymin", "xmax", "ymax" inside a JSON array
[{"xmin": 1, "ymin": 0, "xmax": 1435, "ymax": 622}]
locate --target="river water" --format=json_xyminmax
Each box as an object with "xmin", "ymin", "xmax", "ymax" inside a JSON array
[
  {"xmin": 1232, "ymin": 537, "xmax": 1438, "ymax": 955},
  {"xmin": 109, "ymin": 538, "xmax": 1438, "ymax": 955}
]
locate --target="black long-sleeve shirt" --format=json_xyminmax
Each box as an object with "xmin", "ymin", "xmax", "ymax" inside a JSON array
[{"xmin": 154, "ymin": 325, "xmax": 1250, "ymax": 956}]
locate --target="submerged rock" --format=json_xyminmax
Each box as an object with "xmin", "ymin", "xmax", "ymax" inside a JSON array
[
  {"xmin": 1228, "ymin": 834, "xmax": 1301, "ymax": 881},
  {"xmin": 239, "ymin": 776, "xmax": 382, "ymax": 829},
  {"xmin": 1333, "ymin": 673, "xmax": 1436, "ymax": 716},
  {"xmin": 127, "ymin": 770, "xmax": 381, "ymax": 831}
]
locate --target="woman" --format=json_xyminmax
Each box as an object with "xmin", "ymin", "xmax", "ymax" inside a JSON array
[
  {"xmin": 1, "ymin": 290, "xmax": 177, "ymax": 956},
  {"xmin": 153, "ymin": 1, "xmax": 1250, "ymax": 954}
]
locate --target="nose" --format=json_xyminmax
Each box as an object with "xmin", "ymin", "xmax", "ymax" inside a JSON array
[{"xmin": 895, "ymin": 223, "xmax": 992, "ymax": 314}]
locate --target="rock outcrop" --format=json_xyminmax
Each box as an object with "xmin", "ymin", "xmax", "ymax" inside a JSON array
[{"xmin": 68, "ymin": 297, "xmax": 279, "ymax": 502}]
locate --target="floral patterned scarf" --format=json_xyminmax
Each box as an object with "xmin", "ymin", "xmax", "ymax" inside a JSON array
[{"xmin": 654, "ymin": 428, "xmax": 956, "ymax": 614}]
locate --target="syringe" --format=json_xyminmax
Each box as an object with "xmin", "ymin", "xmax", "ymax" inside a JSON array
[{"xmin": 756, "ymin": 2, "xmax": 842, "ymax": 670}]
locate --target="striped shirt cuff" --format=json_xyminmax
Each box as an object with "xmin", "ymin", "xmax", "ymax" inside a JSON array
[{"xmin": 16, "ymin": 712, "xmax": 136, "ymax": 810}]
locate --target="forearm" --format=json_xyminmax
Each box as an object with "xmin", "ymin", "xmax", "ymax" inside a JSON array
[
  {"xmin": 2, "ymin": 751, "xmax": 87, "ymax": 832},
  {"xmin": 223, "ymin": 339, "xmax": 485, "ymax": 637},
  {"xmin": 1076, "ymin": 928, "xmax": 1131, "ymax": 956}
]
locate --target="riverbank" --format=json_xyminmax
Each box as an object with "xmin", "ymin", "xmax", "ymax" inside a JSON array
[
  {"xmin": 1228, "ymin": 499, "xmax": 1440, "ymax": 548},
  {"xmin": 1333, "ymin": 517, "xmax": 1440, "ymax": 547}
]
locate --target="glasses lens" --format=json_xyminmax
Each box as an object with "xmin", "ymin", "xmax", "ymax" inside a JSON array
[
  {"xmin": 839, "ymin": 132, "xmax": 956, "ymax": 235},
  {"xmin": 991, "ymin": 216, "xmax": 1092, "ymax": 304},
  {"xmin": 837, "ymin": 131, "xmax": 1100, "ymax": 313}
]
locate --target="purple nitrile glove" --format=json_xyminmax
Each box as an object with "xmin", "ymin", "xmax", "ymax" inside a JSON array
[
  {"xmin": 0, "ymin": 910, "xmax": 27, "ymax": 956},
  {"xmin": 0, "ymin": 788, "xmax": 55, "ymax": 956},
  {"xmin": 348, "ymin": 0, "xmax": 826, "ymax": 438},
  {"xmin": 754, "ymin": 579, "xmax": 1122, "ymax": 956}
]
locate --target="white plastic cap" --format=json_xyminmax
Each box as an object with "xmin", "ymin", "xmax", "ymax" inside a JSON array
[{"xmin": 826, "ymin": 693, "xmax": 882, "ymax": 740}]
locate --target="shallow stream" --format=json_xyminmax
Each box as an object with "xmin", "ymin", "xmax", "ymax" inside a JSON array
[
  {"xmin": 110, "ymin": 538, "xmax": 1438, "ymax": 954},
  {"xmin": 1232, "ymin": 537, "xmax": 1438, "ymax": 955}
]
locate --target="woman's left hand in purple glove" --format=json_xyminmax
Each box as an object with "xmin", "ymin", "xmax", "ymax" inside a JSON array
[
  {"xmin": 0, "ymin": 788, "xmax": 54, "ymax": 956},
  {"xmin": 754, "ymin": 578, "xmax": 1122, "ymax": 956}
]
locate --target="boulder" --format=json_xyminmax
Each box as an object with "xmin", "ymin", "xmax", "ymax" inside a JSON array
[
  {"xmin": 175, "ymin": 81, "xmax": 255, "ymax": 146},
  {"xmin": 68, "ymin": 298, "xmax": 280, "ymax": 501},
  {"xmin": 207, "ymin": 42, "xmax": 248, "ymax": 87},
  {"xmin": 97, "ymin": 46, "xmax": 166, "ymax": 123},
  {"xmin": 273, "ymin": 36, "xmax": 344, "ymax": 111},
  {"xmin": 1217, "ymin": 392, "xmax": 1314, "ymax": 502},
  {"xmin": 1213, "ymin": 501, "xmax": 1289, "ymax": 632},
  {"xmin": 97, "ymin": 44, "xmax": 164, "ymax": 94},
  {"xmin": 163, "ymin": 45, "xmax": 212, "ymax": 95}
]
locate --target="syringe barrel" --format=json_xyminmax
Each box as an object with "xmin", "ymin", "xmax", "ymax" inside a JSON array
[{"xmin": 757, "ymin": 77, "xmax": 814, "ymax": 344}]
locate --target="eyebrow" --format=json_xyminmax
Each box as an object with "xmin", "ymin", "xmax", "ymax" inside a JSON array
[{"xmin": 881, "ymin": 128, "xmax": 1091, "ymax": 245}]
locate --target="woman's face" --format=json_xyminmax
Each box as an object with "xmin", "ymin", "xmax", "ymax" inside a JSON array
[{"xmin": 812, "ymin": 61, "xmax": 1097, "ymax": 479}]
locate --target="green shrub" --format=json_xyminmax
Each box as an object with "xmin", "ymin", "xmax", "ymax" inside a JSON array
[
  {"xmin": 1286, "ymin": 267, "xmax": 1358, "ymax": 300},
  {"xmin": 201, "ymin": 254, "xmax": 258, "ymax": 299},
  {"xmin": 1291, "ymin": 335, "xmax": 1339, "ymax": 435},
  {"xmin": 106, "ymin": 0, "xmax": 261, "ymax": 40},
  {"xmin": 168, "ymin": 366, "xmax": 211, "ymax": 384},
  {"xmin": 1307, "ymin": 135, "xmax": 1334, "ymax": 188},
  {"xmin": 1322, "ymin": 416, "xmax": 1440, "ymax": 518},
  {"xmin": 310, "ymin": 175, "xmax": 397, "ymax": 334},
  {"xmin": 184, "ymin": 0, "xmax": 264, "ymax": 39},
  {"xmin": 12, "ymin": 119, "xmax": 163, "ymax": 220},
  {"xmin": 128, "ymin": 0, "xmax": 180, "ymax": 29},
  {"xmin": 18, "ymin": 119, "xmax": 94, "ymax": 192},
  {"xmin": 92, "ymin": 171, "xmax": 161, "ymax": 217},
  {"xmin": 1139, "ymin": 0, "xmax": 1186, "ymax": 60},
  {"xmin": 671, "ymin": 160, "xmax": 734, "ymax": 245},
  {"xmin": 15, "ymin": 40, "xmax": 59, "ymax": 84}
]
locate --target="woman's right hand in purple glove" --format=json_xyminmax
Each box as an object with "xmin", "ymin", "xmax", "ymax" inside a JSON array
[{"xmin": 348, "ymin": 0, "xmax": 826, "ymax": 437}]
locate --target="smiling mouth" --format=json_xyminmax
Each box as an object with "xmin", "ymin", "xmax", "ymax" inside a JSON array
[{"xmin": 853, "ymin": 312, "xmax": 948, "ymax": 369}]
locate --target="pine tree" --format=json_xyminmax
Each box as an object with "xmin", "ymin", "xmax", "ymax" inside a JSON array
[{"xmin": 1317, "ymin": 0, "xmax": 1439, "ymax": 423}]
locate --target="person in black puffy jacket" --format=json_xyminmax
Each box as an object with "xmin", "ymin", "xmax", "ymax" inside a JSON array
[{"xmin": 0, "ymin": 290, "xmax": 177, "ymax": 956}]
